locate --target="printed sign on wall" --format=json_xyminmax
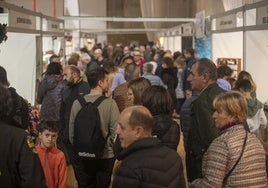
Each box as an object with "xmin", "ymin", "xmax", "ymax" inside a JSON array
[
  {"xmin": 257, "ymin": 6, "xmax": 268, "ymax": 25},
  {"xmin": 216, "ymin": 14, "xmax": 236, "ymax": 30},
  {"xmin": 9, "ymin": 10, "xmax": 36, "ymax": 30}
]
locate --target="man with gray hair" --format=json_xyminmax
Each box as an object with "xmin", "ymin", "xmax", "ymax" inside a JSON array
[
  {"xmin": 186, "ymin": 58, "xmax": 225, "ymax": 182},
  {"xmin": 94, "ymin": 48, "xmax": 106, "ymax": 68},
  {"xmin": 142, "ymin": 62, "xmax": 166, "ymax": 87},
  {"xmin": 83, "ymin": 52, "xmax": 99, "ymax": 75}
]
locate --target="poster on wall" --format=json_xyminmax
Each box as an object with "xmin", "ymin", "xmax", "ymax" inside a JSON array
[
  {"xmin": 217, "ymin": 58, "xmax": 241, "ymax": 78},
  {"xmin": 195, "ymin": 11, "xmax": 205, "ymax": 38},
  {"xmin": 195, "ymin": 35, "xmax": 211, "ymax": 59}
]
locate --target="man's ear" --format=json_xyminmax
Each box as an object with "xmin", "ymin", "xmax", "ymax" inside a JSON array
[
  {"xmin": 203, "ymin": 73, "xmax": 209, "ymax": 82},
  {"xmin": 98, "ymin": 79, "xmax": 103, "ymax": 87},
  {"xmin": 135, "ymin": 126, "xmax": 144, "ymax": 138}
]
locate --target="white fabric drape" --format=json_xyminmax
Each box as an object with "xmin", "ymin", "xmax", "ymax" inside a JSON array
[
  {"xmin": 64, "ymin": 0, "xmax": 79, "ymax": 29},
  {"xmin": 140, "ymin": 0, "xmax": 157, "ymax": 42},
  {"xmin": 222, "ymin": 0, "xmax": 263, "ymax": 11},
  {"xmin": 222, "ymin": 0, "xmax": 243, "ymax": 11}
]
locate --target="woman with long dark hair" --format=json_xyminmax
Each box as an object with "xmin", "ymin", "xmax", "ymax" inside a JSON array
[{"xmin": 142, "ymin": 85, "xmax": 180, "ymax": 150}]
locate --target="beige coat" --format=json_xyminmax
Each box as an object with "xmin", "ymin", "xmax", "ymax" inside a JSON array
[{"xmin": 191, "ymin": 124, "xmax": 267, "ymax": 188}]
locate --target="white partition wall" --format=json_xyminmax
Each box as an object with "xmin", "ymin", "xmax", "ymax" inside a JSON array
[
  {"xmin": 0, "ymin": 33, "xmax": 37, "ymax": 103},
  {"xmin": 245, "ymin": 30, "xmax": 268, "ymax": 102},
  {"xmin": 43, "ymin": 37, "xmax": 53, "ymax": 53},
  {"xmin": 174, "ymin": 36, "xmax": 182, "ymax": 52},
  {"xmin": 243, "ymin": 1, "xmax": 268, "ymax": 102},
  {"xmin": 210, "ymin": 0, "xmax": 268, "ymax": 102},
  {"xmin": 163, "ymin": 37, "xmax": 169, "ymax": 50},
  {"xmin": 159, "ymin": 35, "xmax": 182, "ymax": 53},
  {"xmin": 159, "ymin": 24, "xmax": 191, "ymax": 53},
  {"xmin": 211, "ymin": 5, "xmax": 244, "ymax": 66},
  {"xmin": 0, "ymin": 2, "xmax": 42, "ymax": 104},
  {"xmin": 168, "ymin": 36, "xmax": 174, "ymax": 53},
  {"xmin": 0, "ymin": 2, "xmax": 64, "ymax": 104},
  {"xmin": 212, "ymin": 31, "xmax": 243, "ymax": 64}
]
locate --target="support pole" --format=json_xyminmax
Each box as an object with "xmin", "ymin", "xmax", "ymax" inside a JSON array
[
  {"xmin": 33, "ymin": 0, "xmax": 36, "ymax": 12},
  {"xmin": 53, "ymin": 0, "xmax": 56, "ymax": 17}
]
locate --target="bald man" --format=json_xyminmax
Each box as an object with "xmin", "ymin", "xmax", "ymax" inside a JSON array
[
  {"xmin": 93, "ymin": 48, "xmax": 106, "ymax": 67},
  {"xmin": 60, "ymin": 65, "xmax": 90, "ymax": 184},
  {"xmin": 112, "ymin": 106, "xmax": 186, "ymax": 188}
]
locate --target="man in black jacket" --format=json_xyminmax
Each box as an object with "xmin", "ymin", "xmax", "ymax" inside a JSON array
[
  {"xmin": 59, "ymin": 65, "xmax": 90, "ymax": 182},
  {"xmin": 112, "ymin": 105, "xmax": 186, "ymax": 188},
  {"xmin": 60, "ymin": 65, "xmax": 90, "ymax": 146},
  {"xmin": 0, "ymin": 85, "xmax": 45, "ymax": 188}
]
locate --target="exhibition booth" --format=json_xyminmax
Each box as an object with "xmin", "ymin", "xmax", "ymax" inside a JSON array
[
  {"xmin": 211, "ymin": 0, "xmax": 268, "ymax": 102},
  {"xmin": 244, "ymin": 1, "xmax": 268, "ymax": 102},
  {"xmin": 0, "ymin": 2, "xmax": 64, "ymax": 104},
  {"xmin": 159, "ymin": 23, "xmax": 194, "ymax": 53},
  {"xmin": 1, "ymin": 1, "xmax": 268, "ymax": 102},
  {"xmin": 211, "ymin": 7, "xmax": 244, "ymax": 78},
  {"xmin": 41, "ymin": 14, "xmax": 64, "ymax": 70},
  {"xmin": 0, "ymin": 2, "xmax": 42, "ymax": 104},
  {"xmin": 80, "ymin": 32, "xmax": 96, "ymax": 52}
]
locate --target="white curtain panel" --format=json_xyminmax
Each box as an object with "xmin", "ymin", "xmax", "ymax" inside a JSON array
[
  {"xmin": 222, "ymin": 0, "xmax": 243, "ymax": 11},
  {"xmin": 140, "ymin": 0, "xmax": 157, "ymax": 42},
  {"xmin": 222, "ymin": 0, "xmax": 263, "ymax": 11},
  {"xmin": 64, "ymin": 0, "xmax": 79, "ymax": 29}
]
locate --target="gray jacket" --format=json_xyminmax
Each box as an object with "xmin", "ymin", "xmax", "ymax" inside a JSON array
[
  {"xmin": 37, "ymin": 74, "xmax": 65, "ymax": 121},
  {"xmin": 142, "ymin": 73, "xmax": 166, "ymax": 88}
]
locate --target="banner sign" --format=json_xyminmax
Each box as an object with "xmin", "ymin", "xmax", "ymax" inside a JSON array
[
  {"xmin": 182, "ymin": 23, "xmax": 193, "ymax": 35},
  {"xmin": 47, "ymin": 20, "xmax": 62, "ymax": 32},
  {"xmin": 257, "ymin": 6, "xmax": 268, "ymax": 25},
  {"xmin": 9, "ymin": 10, "xmax": 36, "ymax": 30},
  {"xmin": 216, "ymin": 14, "xmax": 236, "ymax": 30}
]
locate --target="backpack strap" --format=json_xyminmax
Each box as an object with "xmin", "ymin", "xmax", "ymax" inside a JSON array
[
  {"xmin": 93, "ymin": 95, "xmax": 107, "ymax": 107},
  {"xmin": 77, "ymin": 95, "xmax": 87, "ymax": 107},
  {"xmin": 77, "ymin": 95, "xmax": 107, "ymax": 107},
  {"xmin": 93, "ymin": 95, "xmax": 109, "ymax": 140}
]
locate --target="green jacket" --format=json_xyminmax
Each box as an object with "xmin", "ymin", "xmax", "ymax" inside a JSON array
[
  {"xmin": 69, "ymin": 94, "xmax": 120, "ymax": 159},
  {"xmin": 187, "ymin": 83, "xmax": 225, "ymax": 181}
]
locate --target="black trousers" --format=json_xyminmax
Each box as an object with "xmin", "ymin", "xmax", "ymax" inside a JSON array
[
  {"xmin": 186, "ymin": 150, "xmax": 203, "ymax": 182},
  {"xmin": 77, "ymin": 158, "xmax": 115, "ymax": 188},
  {"xmin": 64, "ymin": 140, "xmax": 114, "ymax": 188}
]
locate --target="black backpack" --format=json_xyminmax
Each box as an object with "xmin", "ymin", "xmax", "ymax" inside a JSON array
[{"xmin": 73, "ymin": 95, "xmax": 107, "ymax": 159}]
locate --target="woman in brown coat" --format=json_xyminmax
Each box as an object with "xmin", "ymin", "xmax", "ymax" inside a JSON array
[{"xmin": 190, "ymin": 91, "xmax": 267, "ymax": 187}]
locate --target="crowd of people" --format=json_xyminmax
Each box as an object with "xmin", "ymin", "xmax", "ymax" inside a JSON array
[{"xmin": 0, "ymin": 42, "xmax": 268, "ymax": 188}]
